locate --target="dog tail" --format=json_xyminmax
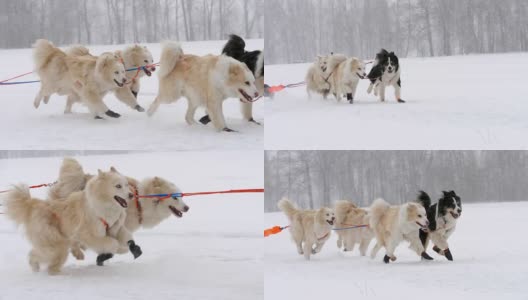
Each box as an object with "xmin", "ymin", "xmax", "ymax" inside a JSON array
[
  {"xmin": 334, "ymin": 200, "xmax": 357, "ymax": 226},
  {"xmin": 3, "ymin": 185, "xmax": 37, "ymax": 226},
  {"xmin": 66, "ymin": 45, "xmax": 90, "ymax": 57},
  {"xmin": 222, "ymin": 34, "xmax": 246, "ymax": 60},
  {"xmin": 33, "ymin": 39, "xmax": 59, "ymax": 71},
  {"xmin": 416, "ymin": 191, "xmax": 431, "ymax": 209},
  {"xmin": 277, "ymin": 198, "xmax": 298, "ymax": 221},
  {"xmin": 368, "ymin": 198, "xmax": 390, "ymax": 231},
  {"xmin": 48, "ymin": 158, "xmax": 88, "ymax": 201},
  {"xmin": 158, "ymin": 41, "xmax": 183, "ymax": 79}
]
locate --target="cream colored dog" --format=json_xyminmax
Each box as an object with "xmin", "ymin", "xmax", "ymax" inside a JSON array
[
  {"xmin": 334, "ymin": 200, "xmax": 374, "ymax": 256},
  {"xmin": 278, "ymin": 198, "xmax": 335, "ymax": 260},
  {"xmin": 369, "ymin": 198, "xmax": 433, "ymax": 263},
  {"xmin": 32, "ymin": 39, "xmax": 132, "ymax": 119},
  {"xmin": 3, "ymin": 169, "xmax": 132, "ymax": 274},
  {"xmin": 329, "ymin": 57, "xmax": 367, "ymax": 103},
  {"xmin": 59, "ymin": 44, "xmax": 155, "ymax": 114},
  {"xmin": 147, "ymin": 41, "xmax": 260, "ymax": 132},
  {"xmin": 305, "ymin": 53, "xmax": 347, "ymax": 99},
  {"xmin": 48, "ymin": 158, "xmax": 189, "ymax": 262}
]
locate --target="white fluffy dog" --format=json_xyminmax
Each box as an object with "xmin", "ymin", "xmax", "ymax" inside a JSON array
[
  {"xmin": 3, "ymin": 169, "xmax": 132, "ymax": 274},
  {"xmin": 369, "ymin": 198, "xmax": 433, "ymax": 263},
  {"xmin": 278, "ymin": 198, "xmax": 335, "ymax": 260},
  {"xmin": 329, "ymin": 57, "xmax": 367, "ymax": 103},
  {"xmin": 48, "ymin": 158, "xmax": 189, "ymax": 264},
  {"xmin": 305, "ymin": 54, "xmax": 347, "ymax": 99},
  {"xmin": 334, "ymin": 200, "xmax": 374, "ymax": 256},
  {"xmin": 147, "ymin": 41, "xmax": 260, "ymax": 132},
  {"xmin": 32, "ymin": 39, "xmax": 130, "ymax": 119}
]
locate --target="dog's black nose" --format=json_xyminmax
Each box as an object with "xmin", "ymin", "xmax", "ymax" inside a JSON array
[
  {"xmin": 183, "ymin": 205, "xmax": 189, "ymax": 212},
  {"xmin": 122, "ymin": 78, "xmax": 127, "ymax": 83},
  {"xmin": 151, "ymin": 67, "xmax": 156, "ymax": 71},
  {"xmin": 254, "ymin": 92, "xmax": 259, "ymax": 97},
  {"xmin": 128, "ymin": 193, "xmax": 134, "ymax": 199},
  {"xmin": 425, "ymin": 220, "xmax": 429, "ymax": 226}
]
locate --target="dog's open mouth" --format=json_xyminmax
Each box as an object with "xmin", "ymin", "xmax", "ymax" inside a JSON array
[
  {"xmin": 169, "ymin": 205, "xmax": 183, "ymax": 217},
  {"xmin": 239, "ymin": 89, "xmax": 253, "ymax": 103},
  {"xmin": 327, "ymin": 220, "xmax": 334, "ymax": 226},
  {"xmin": 114, "ymin": 79, "xmax": 124, "ymax": 87},
  {"xmin": 321, "ymin": 67, "xmax": 327, "ymax": 72},
  {"xmin": 450, "ymin": 211, "xmax": 460, "ymax": 219},
  {"xmin": 114, "ymin": 195, "xmax": 128, "ymax": 208},
  {"xmin": 144, "ymin": 68, "xmax": 152, "ymax": 76},
  {"xmin": 356, "ymin": 73, "xmax": 365, "ymax": 79},
  {"xmin": 416, "ymin": 221, "xmax": 427, "ymax": 229}
]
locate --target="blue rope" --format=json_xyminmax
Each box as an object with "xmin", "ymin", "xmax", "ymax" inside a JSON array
[{"xmin": 144, "ymin": 192, "xmax": 183, "ymax": 198}]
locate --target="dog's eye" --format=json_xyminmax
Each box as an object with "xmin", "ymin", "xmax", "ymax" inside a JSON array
[
  {"xmin": 245, "ymin": 81, "xmax": 250, "ymax": 86},
  {"xmin": 418, "ymin": 214, "xmax": 422, "ymax": 218},
  {"xmin": 144, "ymin": 60, "xmax": 148, "ymax": 63},
  {"xmin": 116, "ymin": 184, "xmax": 122, "ymax": 189},
  {"xmin": 114, "ymin": 71, "xmax": 119, "ymax": 75}
]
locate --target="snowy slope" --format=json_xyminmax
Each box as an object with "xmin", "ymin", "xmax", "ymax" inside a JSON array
[
  {"xmin": 0, "ymin": 151, "xmax": 263, "ymax": 300},
  {"xmin": 0, "ymin": 39, "xmax": 264, "ymax": 150},
  {"xmin": 265, "ymin": 53, "xmax": 528, "ymax": 150},
  {"xmin": 265, "ymin": 202, "xmax": 528, "ymax": 300}
]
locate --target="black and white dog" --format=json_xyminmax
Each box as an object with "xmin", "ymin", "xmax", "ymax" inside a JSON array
[
  {"xmin": 417, "ymin": 190, "xmax": 462, "ymax": 261},
  {"xmin": 199, "ymin": 34, "xmax": 264, "ymax": 126},
  {"xmin": 367, "ymin": 49, "xmax": 404, "ymax": 103}
]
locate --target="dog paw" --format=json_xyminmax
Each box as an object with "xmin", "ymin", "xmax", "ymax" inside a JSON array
[
  {"xmin": 421, "ymin": 251, "xmax": 434, "ymax": 260},
  {"xmin": 222, "ymin": 127, "xmax": 237, "ymax": 133},
  {"xmin": 128, "ymin": 240, "xmax": 143, "ymax": 259},
  {"xmin": 71, "ymin": 249, "xmax": 85, "ymax": 260},
  {"xmin": 397, "ymin": 99, "xmax": 406, "ymax": 103},
  {"xmin": 383, "ymin": 255, "xmax": 391, "ymax": 263},
  {"xmin": 433, "ymin": 246, "xmax": 442, "ymax": 254},
  {"xmin": 105, "ymin": 109, "xmax": 121, "ymax": 118},
  {"xmin": 94, "ymin": 115, "xmax": 104, "ymax": 120},
  {"xmin": 96, "ymin": 253, "xmax": 114, "ymax": 266},
  {"xmin": 444, "ymin": 248, "xmax": 453, "ymax": 261},
  {"xmin": 135, "ymin": 104, "xmax": 145, "ymax": 112},
  {"xmin": 248, "ymin": 118, "xmax": 261, "ymax": 125},
  {"xmin": 132, "ymin": 91, "xmax": 138, "ymax": 98},
  {"xmin": 199, "ymin": 115, "xmax": 211, "ymax": 125}
]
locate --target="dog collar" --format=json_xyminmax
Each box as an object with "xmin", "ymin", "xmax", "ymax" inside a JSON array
[{"xmin": 100, "ymin": 218, "xmax": 109, "ymax": 231}]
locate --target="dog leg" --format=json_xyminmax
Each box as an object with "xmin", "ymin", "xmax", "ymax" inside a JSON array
[
  {"xmin": 207, "ymin": 98, "xmax": 232, "ymax": 132},
  {"xmin": 28, "ymin": 249, "xmax": 41, "ymax": 272},
  {"xmin": 303, "ymin": 241, "xmax": 312, "ymax": 260},
  {"xmin": 367, "ymin": 83, "xmax": 374, "ymax": 94},
  {"xmin": 395, "ymin": 80, "xmax": 405, "ymax": 103},
  {"xmin": 83, "ymin": 91, "xmax": 113, "ymax": 119},
  {"xmin": 241, "ymin": 102, "xmax": 260, "ymax": 124},
  {"xmin": 47, "ymin": 246, "xmax": 69, "ymax": 275},
  {"xmin": 70, "ymin": 242, "xmax": 85, "ymax": 260},
  {"xmin": 96, "ymin": 253, "xmax": 114, "ymax": 266},
  {"xmin": 312, "ymin": 241, "xmax": 326, "ymax": 254},
  {"xmin": 296, "ymin": 240, "xmax": 304, "ymax": 255},
  {"xmin": 114, "ymin": 86, "xmax": 144, "ymax": 112},
  {"xmin": 147, "ymin": 96, "xmax": 163, "ymax": 116},
  {"xmin": 379, "ymin": 84, "xmax": 386, "ymax": 102},
  {"xmin": 370, "ymin": 242, "xmax": 382, "ymax": 259},
  {"xmin": 33, "ymin": 88, "xmax": 45, "ymax": 108},
  {"xmin": 185, "ymin": 102, "xmax": 199, "ymax": 125},
  {"xmin": 385, "ymin": 239, "xmax": 398, "ymax": 262},
  {"xmin": 359, "ymin": 237, "xmax": 371, "ymax": 256},
  {"xmin": 64, "ymin": 94, "xmax": 79, "ymax": 114},
  {"xmin": 43, "ymin": 96, "xmax": 50, "ymax": 104}
]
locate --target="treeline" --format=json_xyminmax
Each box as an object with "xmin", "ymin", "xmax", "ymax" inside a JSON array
[
  {"xmin": 265, "ymin": 151, "xmax": 528, "ymax": 212},
  {"xmin": 0, "ymin": 0, "xmax": 264, "ymax": 48},
  {"xmin": 265, "ymin": 0, "xmax": 528, "ymax": 64}
]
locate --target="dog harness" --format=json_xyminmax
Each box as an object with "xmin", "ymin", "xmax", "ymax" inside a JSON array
[
  {"xmin": 317, "ymin": 231, "xmax": 330, "ymax": 241},
  {"xmin": 131, "ymin": 185, "xmax": 143, "ymax": 225},
  {"xmin": 100, "ymin": 218, "xmax": 109, "ymax": 232}
]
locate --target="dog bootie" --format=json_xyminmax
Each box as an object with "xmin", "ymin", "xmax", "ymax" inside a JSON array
[
  {"xmin": 444, "ymin": 248, "xmax": 453, "ymax": 261},
  {"xmin": 347, "ymin": 93, "xmax": 353, "ymax": 104},
  {"xmin": 128, "ymin": 240, "xmax": 143, "ymax": 259},
  {"xmin": 105, "ymin": 110, "xmax": 121, "ymax": 118},
  {"xmin": 421, "ymin": 251, "xmax": 434, "ymax": 260},
  {"xmin": 383, "ymin": 255, "xmax": 391, "ymax": 263},
  {"xmin": 131, "ymin": 91, "xmax": 138, "ymax": 98},
  {"xmin": 397, "ymin": 98, "xmax": 406, "ymax": 103},
  {"xmin": 96, "ymin": 253, "xmax": 114, "ymax": 266},
  {"xmin": 199, "ymin": 115, "xmax": 211, "ymax": 125},
  {"xmin": 134, "ymin": 104, "xmax": 145, "ymax": 112}
]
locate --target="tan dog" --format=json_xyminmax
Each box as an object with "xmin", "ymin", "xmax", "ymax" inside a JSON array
[
  {"xmin": 329, "ymin": 57, "xmax": 367, "ymax": 103},
  {"xmin": 48, "ymin": 158, "xmax": 189, "ymax": 262},
  {"xmin": 3, "ymin": 169, "xmax": 132, "ymax": 274},
  {"xmin": 368, "ymin": 198, "xmax": 433, "ymax": 263},
  {"xmin": 32, "ymin": 39, "xmax": 133, "ymax": 119},
  {"xmin": 305, "ymin": 54, "xmax": 347, "ymax": 99},
  {"xmin": 278, "ymin": 198, "xmax": 335, "ymax": 260},
  {"xmin": 147, "ymin": 41, "xmax": 260, "ymax": 132},
  {"xmin": 60, "ymin": 45, "xmax": 155, "ymax": 114},
  {"xmin": 334, "ymin": 200, "xmax": 374, "ymax": 256}
]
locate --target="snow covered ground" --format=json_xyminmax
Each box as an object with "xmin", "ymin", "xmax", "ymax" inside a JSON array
[
  {"xmin": 0, "ymin": 39, "xmax": 263, "ymax": 150},
  {"xmin": 265, "ymin": 201, "xmax": 528, "ymax": 300},
  {"xmin": 0, "ymin": 151, "xmax": 263, "ymax": 300},
  {"xmin": 265, "ymin": 53, "xmax": 528, "ymax": 150}
]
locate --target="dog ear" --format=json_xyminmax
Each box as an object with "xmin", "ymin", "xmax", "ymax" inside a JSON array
[
  {"xmin": 152, "ymin": 176, "xmax": 161, "ymax": 187},
  {"xmin": 97, "ymin": 169, "xmax": 104, "ymax": 177},
  {"xmin": 110, "ymin": 166, "xmax": 118, "ymax": 173},
  {"xmin": 229, "ymin": 64, "xmax": 242, "ymax": 77},
  {"xmin": 96, "ymin": 55, "xmax": 110, "ymax": 73}
]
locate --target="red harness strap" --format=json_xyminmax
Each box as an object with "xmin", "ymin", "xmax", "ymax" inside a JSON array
[
  {"xmin": 318, "ymin": 231, "xmax": 330, "ymax": 240},
  {"xmin": 100, "ymin": 218, "xmax": 109, "ymax": 232},
  {"xmin": 131, "ymin": 185, "xmax": 143, "ymax": 225}
]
